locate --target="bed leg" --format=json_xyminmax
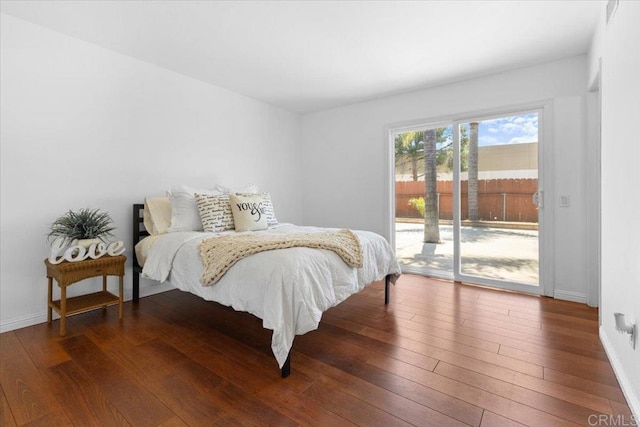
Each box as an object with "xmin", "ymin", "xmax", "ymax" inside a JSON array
[
  {"xmin": 133, "ymin": 270, "xmax": 140, "ymax": 302},
  {"xmin": 281, "ymin": 353, "xmax": 291, "ymax": 378},
  {"xmin": 385, "ymin": 275, "xmax": 390, "ymax": 305}
]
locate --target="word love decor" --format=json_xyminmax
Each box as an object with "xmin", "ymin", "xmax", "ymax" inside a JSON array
[{"xmin": 48, "ymin": 238, "xmax": 125, "ymax": 264}]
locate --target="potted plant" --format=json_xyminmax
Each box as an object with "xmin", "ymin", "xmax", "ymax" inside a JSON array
[{"xmin": 48, "ymin": 208, "xmax": 116, "ymax": 248}]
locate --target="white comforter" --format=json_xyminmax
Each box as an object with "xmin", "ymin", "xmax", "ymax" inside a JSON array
[{"xmin": 139, "ymin": 224, "xmax": 400, "ymax": 368}]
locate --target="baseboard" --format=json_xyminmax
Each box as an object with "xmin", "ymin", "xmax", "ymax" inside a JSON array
[
  {"xmin": 400, "ymin": 265, "xmax": 453, "ymax": 281},
  {"xmin": 0, "ymin": 312, "xmax": 48, "ymax": 334},
  {"xmin": 136, "ymin": 282, "xmax": 175, "ymax": 299},
  {"xmin": 0, "ymin": 283, "xmax": 175, "ymax": 334},
  {"xmin": 553, "ymin": 289, "xmax": 587, "ymax": 303},
  {"xmin": 600, "ymin": 327, "xmax": 640, "ymax": 419}
]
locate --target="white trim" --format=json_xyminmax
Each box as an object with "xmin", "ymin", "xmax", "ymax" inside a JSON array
[
  {"xmin": 384, "ymin": 126, "xmax": 396, "ymax": 246},
  {"xmin": 455, "ymin": 273, "xmax": 541, "ymax": 295},
  {"xmin": 135, "ymin": 282, "xmax": 175, "ymax": 299},
  {"xmin": 586, "ymin": 64, "xmax": 602, "ymax": 309},
  {"xmin": 0, "ymin": 282, "xmax": 174, "ymax": 334},
  {"xmin": 0, "ymin": 312, "xmax": 47, "ymax": 334},
  {"xmin": 400, "ymin": 265, "xmax": 453, "ymax": 281},
  {"xmin": 539, "ymin": 101, "xmax": 555, "ymax": 298},
  {"xmin": 388, "ymin": 118, "xmax": 455, "ymax": 135},
  {"xmin": 553, "ymin": 289, "xmax": 587, "ymax": 304},
  {"xmin": 453, "ymin": 122, "xmax": 461, "ymax": 278},
  {"xmin": 600, "ymin": 327, "xmax": 640, "ymax": 419}
]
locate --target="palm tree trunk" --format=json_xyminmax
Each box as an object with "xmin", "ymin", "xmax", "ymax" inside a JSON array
[
  {"xmin": 468, "ymin": 122, "xmax": 479, "ymax": 221},
  {"xmin": 423, "ymin": 129, "xmax": 440, "ymax": 243}
]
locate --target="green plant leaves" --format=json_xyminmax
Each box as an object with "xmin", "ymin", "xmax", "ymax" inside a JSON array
[{"xmin": 48, "ymin": 208, "xmax": 115, "ymax": 242}]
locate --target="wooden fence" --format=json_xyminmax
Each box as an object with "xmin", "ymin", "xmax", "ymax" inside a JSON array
[{"xmin": 396, "ymin": 179, "xmax": 538, "ymax": 223}]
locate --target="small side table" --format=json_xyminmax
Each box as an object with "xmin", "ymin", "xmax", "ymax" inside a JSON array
[{"xmin": 45, "ymin": 255, "xmax": 126, "ymax": 336}]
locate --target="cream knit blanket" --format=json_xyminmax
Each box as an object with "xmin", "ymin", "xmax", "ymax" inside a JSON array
[{"xmin": 199, "ymin": 229, "xmax": 363, "ymax": 286}]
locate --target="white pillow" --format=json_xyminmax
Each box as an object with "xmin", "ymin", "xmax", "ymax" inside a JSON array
[
  {"xmin": 229, "ymin": 193, "xmax": 269, "ymax": 232},
  {"xmin": 167, "ymin": 185, "xmax": 221, "ymax": 232},
  {"xmin": 195, "ymin": 193, "xmax": 235, "ymax": 232},
  {"xmin": 143, "ymin": 196, "xmax": 172, "ymax": 235},
  {"xmin": 215, "ymin": 183, "xmax": 259, "ymax": 194}
]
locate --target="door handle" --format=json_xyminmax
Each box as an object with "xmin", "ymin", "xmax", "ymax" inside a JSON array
[{"xmin": 532, "ymin": 190, "xmax": 543, "ymax": 209}]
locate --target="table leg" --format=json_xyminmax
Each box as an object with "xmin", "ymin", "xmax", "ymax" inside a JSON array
[
  {"xmin": 118, "ymin": 274, "xmax": 123, "ymax": 320},
  {"xmin": 60, "ymin": 285, "xmax": 67, "ymax": 336},
  {"xmin": 47, "ymin": 277, "xmax": 53, "ymax": 324},
  {"xmin": 102, "ymin": 274, "xmax": 108, "ymax": 312}
]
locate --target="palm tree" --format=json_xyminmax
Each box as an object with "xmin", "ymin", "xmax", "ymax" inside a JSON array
[
  {"xmin": 395, "ymin": 131, "xmax": 424, "ymax": 181},
  {"xmin": 468, "ymin": 122, "xmax": 479, "ymax": 220},
  {"xmin": 433, "ymin": 126, "xmax": 468, "ymax": 173},
  {"xmin": 459, "ymin": 124, "xmax": 470, "ymax": 172},
  {"xmin": 423, "ymin": 128, "xmax": 440, "ymax": 243}
]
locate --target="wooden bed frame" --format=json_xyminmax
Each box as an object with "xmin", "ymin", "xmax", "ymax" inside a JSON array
[{"xmin": 131, "ymin": 203, "xmax": 391, "ymax": 377}]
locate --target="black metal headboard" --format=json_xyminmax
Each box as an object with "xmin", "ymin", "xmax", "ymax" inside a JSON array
[{"xmin": 132, "ymin": 203, "xmax": 148, "ymax": 301}]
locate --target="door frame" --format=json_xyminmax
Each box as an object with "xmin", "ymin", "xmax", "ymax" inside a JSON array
[
  {"xmin": 586, "ymin": 63, "xmax": 602, "ymax": 311},
  {"xmin": 386, "ymin": 100, "xmax": 555, "ymax": 297}
]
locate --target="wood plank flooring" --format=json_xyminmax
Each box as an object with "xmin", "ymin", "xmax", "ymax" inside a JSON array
[{"xmin": 0, "ymin": 274, "xmax": 633, "ymax": 426}]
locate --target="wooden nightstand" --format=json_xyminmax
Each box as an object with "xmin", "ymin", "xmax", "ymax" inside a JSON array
[{"xmin": 45, "ymin": 255, "xmax": 126, "ymax": 336}]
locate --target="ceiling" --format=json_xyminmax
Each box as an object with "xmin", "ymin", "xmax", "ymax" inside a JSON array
[{"xmin": 0, "ymin": 0, "xmax": 604, "ymax": 113}]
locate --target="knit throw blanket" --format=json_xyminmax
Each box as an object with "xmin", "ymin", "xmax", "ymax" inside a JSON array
[{"xmin": 199, "ymin": 229, "xmax": 363, "ymax": 286}]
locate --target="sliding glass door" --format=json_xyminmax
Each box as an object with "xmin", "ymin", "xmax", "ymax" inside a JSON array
[{"xmin": 393, "ymin": 108, "xmax": 544, "ymax": 293}]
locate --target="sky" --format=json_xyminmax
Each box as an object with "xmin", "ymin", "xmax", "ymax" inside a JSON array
[
  {"xmin": 477, "ymin": 113, "xmax": 538, "ymax": 146},
  {"xmin": 405, "ymin": 112, "xmax": 539, "ymax": 149}
]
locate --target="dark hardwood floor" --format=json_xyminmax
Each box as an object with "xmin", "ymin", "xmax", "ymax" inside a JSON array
[{"xmin": 1, "ymin": 274, "xmax": 634, "ymax": 426}]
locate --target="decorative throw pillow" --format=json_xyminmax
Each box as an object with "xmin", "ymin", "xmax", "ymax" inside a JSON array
[
  {"xmin": 229, "ymin": 194, "xmax": 269, "ymax": 232},
  {"xmin": 237, "ymin": 192, "xmax": 278, "ymax": 226},
  {"xmin": 143, "ymin": 196, "xmax": 172, "ymax": 235},
  {"xmin": 167, "ymin": 185, "xmax": 221, "ymax": 232},
  {"xmin": 195, "ymin": 193, "xmax": 235, "ymax": 232}
]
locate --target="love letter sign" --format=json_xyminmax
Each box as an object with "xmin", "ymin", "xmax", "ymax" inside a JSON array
[{"xmin": 48, "ymin": 238, "xmax": 126, "ymax": 264}]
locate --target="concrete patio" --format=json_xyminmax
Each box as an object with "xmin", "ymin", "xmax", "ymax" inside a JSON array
[{"xmin": 395, "ymin": 221, "xmax": 539, "ymax": 285}]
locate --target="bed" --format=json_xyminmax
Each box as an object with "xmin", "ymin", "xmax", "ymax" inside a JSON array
[{"xmin": 131, "ymin": 197, "xmax": 400, "ymax": 378}]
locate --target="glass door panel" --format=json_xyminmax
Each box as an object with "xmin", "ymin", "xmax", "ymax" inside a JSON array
[
  {"xmin": 394, "ymin": 125, "xmax": 454, "ymax": 278},
  {"xmin": 456, "ymin": 113, "xmax": 539, "ymax": 287}
]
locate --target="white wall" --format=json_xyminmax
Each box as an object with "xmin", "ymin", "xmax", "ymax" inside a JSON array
[
  {"xmin": 0, "ymin": 14, "xmax": 302, "ymax": 332},
  {"xmin": 589, "ymin": 0, "xmax": 640, "ymax": 417},
  {"xmin": 300, "ymin": 56, "xmax": 589, "ymax": 302}
]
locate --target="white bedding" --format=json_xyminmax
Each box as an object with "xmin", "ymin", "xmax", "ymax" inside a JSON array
[{"xmin": 138, "ymin": 224, "xmax": 400, "ymax": 368}]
